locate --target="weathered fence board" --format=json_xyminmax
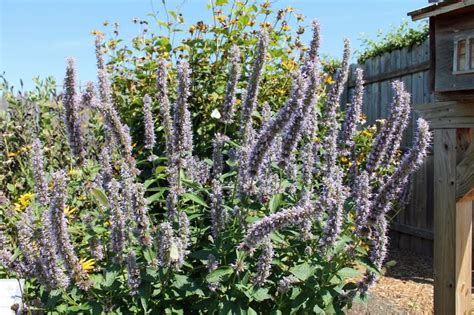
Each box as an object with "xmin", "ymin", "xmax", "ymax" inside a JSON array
[{"xmin": 344, "ymin": 38, "xmax": 436, "ymax": 255}]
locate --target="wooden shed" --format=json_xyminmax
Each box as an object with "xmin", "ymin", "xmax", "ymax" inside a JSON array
[{"xmin": 409, "ymin": 1, "xmax": 474, "ymax": 313}]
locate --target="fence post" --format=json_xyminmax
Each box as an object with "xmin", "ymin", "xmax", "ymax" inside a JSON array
[{"xmin": 433, "ymin": 128, "xmax": 473, "ymax": 314}]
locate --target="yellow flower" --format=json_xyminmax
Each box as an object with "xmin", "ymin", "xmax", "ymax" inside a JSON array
[
  {"xmin": 282, "ymin": 59, "xmax": 296, "ymax": 71},
  {"xmin": 8, "ymin": 152, "xmax": 18, "ymax": 158},
  {"xmin": 339, "ymin": 156, "xmax": 349, "ymax": 165},
  {"xmin": 260, "ymin": 22, "xmax": 271, "ymax": 29},
  {"xmin": 14, "ymin": 192, "xmax": 34, "ymax": 212},
  {"xmin": 90, "ymin": 30, "xmax": 104, "ymax": 37},
  {"xmin": 282, "ymin": 24, "xmax": 290, "ymax": 32},
  {"xmin": 286, "ymin": 6, "xmax": 295, "ymax": 12},
  {"xmin": 80, "ymin": 258, "xmax": 95, "ymax": 273},
  {"xmin": 324, "ymin": 75, "xmax": 335, "ymax": 85},
  {"xmin": 68, "ymin": 168, "xmax": 78, "ymax": 177},
  {"xmin": 64, "ymin": 206, "xmax": 77, "ymax": 217},
  {"xmin": 214, "ymin": 15, "xmax": 226, "ymax": 23}
]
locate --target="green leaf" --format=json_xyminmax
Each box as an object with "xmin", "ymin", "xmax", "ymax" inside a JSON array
[
  {"xmin": 252, "ymin": 287, "xmax": 271, "ymax": 302},
  {"xmin": 269, "ymin": 193, "xmax": 282, "ymax": 212},
  {"xmin": 182, "ymin": 192, "xmax": 208, "ymax": 208},
  {"xmin": 337, "ymin": 267, "xmax": 361, "ymax": 279},
  {"xmin": 91, "ymin": 187, "xmax": 108, "ymax": 207},
  {"xmin": 206, "ymin": 266, "xmax": 234, "ymax": 283},
  {"xmin": 290, "ymin": 262, "xmax": 315, "ymax": 281},
  {"xmin": 104, "ymin": 270, "xmax": 119, "ymax": 288},
  {"xmin": 215, "ymin": 0, "xmax": 228, "ymax": 6}
]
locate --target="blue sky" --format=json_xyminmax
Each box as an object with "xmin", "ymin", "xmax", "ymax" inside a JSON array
[{"xmin": 0, "ymin": 0, "xmax": 428, "ymax": 90}]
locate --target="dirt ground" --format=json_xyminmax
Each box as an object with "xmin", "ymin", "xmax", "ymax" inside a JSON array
[{"xmin": 347, "ymin": 248, "xmax": 434, "ymax": 315}]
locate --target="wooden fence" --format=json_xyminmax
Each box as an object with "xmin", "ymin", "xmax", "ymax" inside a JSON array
[{"xmin": 342, "ymin": 38, "xmax": 435, "ymax": 256}]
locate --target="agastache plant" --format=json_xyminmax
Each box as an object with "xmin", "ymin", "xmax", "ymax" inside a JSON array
[{"xmin": 0, "ymin": 16, "xmax": 434, "ymax": 311}]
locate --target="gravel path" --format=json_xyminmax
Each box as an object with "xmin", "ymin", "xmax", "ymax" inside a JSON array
[{"xmin": 346, "ymin": 249, "xmax": 433, "ymax": 314}]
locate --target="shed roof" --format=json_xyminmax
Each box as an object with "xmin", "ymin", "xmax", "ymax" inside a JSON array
[{"xmin": 408, "ymin": 0, "xmax": 474, "ymax": 21}]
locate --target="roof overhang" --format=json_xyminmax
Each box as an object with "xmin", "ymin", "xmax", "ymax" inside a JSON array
[{"xmin": 408, "ymin": 0, "xmax": 474, "ymax": 21}]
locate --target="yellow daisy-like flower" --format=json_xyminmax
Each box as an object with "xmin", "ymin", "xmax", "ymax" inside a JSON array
[
  {"xmin": 64, "ymin": 206, "xmax": 77, "ymax": 217},
  {"xmin": 68, "ymin": 168, "xmax": 78, "ymax": 177},
  {"xmin": 339, "ymin": 156, "xmax": 349, "ymax": 165},
  {"xmin": 90, "ymin": 30, "xmax": 104, "ymax": 37},
  {"xmin": 80, "ymin": 258, "xmax": 95, "ymax": 273},
  {"xmin": 282, "ymin": 59, "xmax": 296, "ymax": 71},
  {"xmin": 8, "ymin": 151, "xmax": 19, "ymax": 158},
  {"xmin": 282, "ymin": 24, "xmax": 290, "ymax": 32},
  {"xmin": 324, "ymin": 75, "xmax": 335, "ymax": 85},
  {"xmin": 14, "ymin": 192, "xmax": 34, "ymax": 212},
  {"xmin": 214, "ymin": 15, "xmax": 226, "ymax": 23}
]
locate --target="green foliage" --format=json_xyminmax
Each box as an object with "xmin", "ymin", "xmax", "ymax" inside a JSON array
[{"xmin": 357, "ymin": 21, "xmax": 429, "ymax": 64}]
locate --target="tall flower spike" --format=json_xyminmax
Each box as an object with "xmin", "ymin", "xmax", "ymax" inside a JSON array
[
  {"xmin": 38, "ymin": 208, "xmax": 70, "ymax": 289},
  {"xmin": 279, "ymin": 59, "xmax": 320, "ymax": 169},
  {"xmin": 63, "ymin": 57, "xmax": 86, "ymax": 165},
  {"xmin": 126, "ymin": 251, "xmax": 141, "ymax": 295},
  {"xmin": 178, "ymin": 211, "xmax": 190, "ymax": 263},
  {"xmin": 247, "ymin": 70, "xmax": 305, "ymax": 177},
  {"xmin": 321, "ymin": 39, "xmax": 350, "ymax": 173},
  {"xmin": 365, "ymin": 81, "xmax": 411, "ymax": 174},
  {"xmin": 254, "ymin": 239, "xmax": 274, "ymax": 287},
  {"xmin": 240, "ymin": 29, "xmax": 269, "ymax": 144},
  {"xmin": 210, "ymin": 179, "xmax": 226, "ymax": 239},
  {"xmin": 240, "ymin": 202, "xmax": 314, "ymax": 252},
  {"xmin": 95, "ymin": 34, "xmax": 112, "ymax": 105},
  {"xmin": 48, "ymin": 171, "xmax": 90, "ymax": 290},
  {"xmin": 339, "ymin": 67, "xmax": 364, "ymax": 152},
  {"xmin": 109, "ymin": 179, "xmax": 125, "ymax": 263},
  {"xmin": 157, "ymin": 222, "xmax": 181, "ymax": 269},
  {"xmin": 143, "ymin": 94, "xmax": 156, "ymax": 150},
  {"xmin": 318, "ymin": 166, "xmax": 350, "ymax": 251},
  {"xmin": 156, "ymin": 58, "xmax": 174, "ymax": 160},
  {"xmin": 212, "ymin": 134, "xmax": 228, "ymax": 179},
  {"xmin": 221, "ymin": 45, "xmax": 241, "ymax": 124},
  {"xmin": 369, "ymin": 118, "xmax": 431, "ymax": 222},
  {"xmin": 132, "ymin": 183, "xmax": 152, "ymax": 246},
  {"xmin": 31, "ymin": 138, "xmax": 49, "ymax": 206},
  {"xmin": 307, "ymin": 20, "xmax": 321, "ymax": 67},
  {"xmin": 172, "ymin": 60, "xmax": 194, "ymax": 168},
  {"xmin": 17, "ymin": 207, "xmax": 43, "ymax": 279},
  {"xmin": 353, "ymin": 171, "xmax": 372, "ymax": 237}
]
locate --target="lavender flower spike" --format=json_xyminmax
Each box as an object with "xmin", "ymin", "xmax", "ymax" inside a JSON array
[
  {"xmin": 321, "ymin": 39, "xmax": 350, "ymax": 172},
  {"xmin": 240, "ymin": 29, "xmax": 269, "ymax": 143},
  {"xmin": 353, "ymin": 171, "xmax": 372, "ymax": 237},
  {"xmin": 31, "ymin": 138, "xmax": 49, "ymax": 205},
  {"xmin": 365, "ymin": 81, "xmax": 411, "ymax": 173},
  {"xmin": 109, "ymin": 179, "xmax": 125, "ymax": 263},
  {"xmin": 339, "ymin": 67, "xmax": 364, "ymax": 151},
  {"xmin": 48, "ymin": 171, "xmax": 90, "ymax": 290},
  {"xmin": 369, "ymin": 118, "xmax": 431, "ymax": 222},
  {"xmin": 156, "ymin": 58, "xmax": 174, "ymax": 160},
  {"xmin": 247, "ymin": 70, "xmax": 305, "ymax": 177},
  {"xmin": 143, "ymin": 94, "xmax": 156, "ymax": 150},
  {"xmin": 240, "ymin": 202, "xmax": 314, "ymax": 252},
  {"xmin": 63, "ymin": 57, "xmax": 86, "ymax": 165},
  {"xmin": 254, "ymin": 239, "xmax": 274, "ymax": 287},
  {"xmin": 221, "ymin": 45, "xmax": 241, "ymax": 124},
  {"xmin": 172, "ymin": 60, "xmax": 194, "ymax": 168},
  {"xmin": 279, "ymin": 59, "xmax": 320, "ymax": 169},
  {"xmin": 95, "ymin": 34, "xmax": 112, "ymax": 105},
  {"xmin": 126, "ymin": 251, "xmax": 141, "ymax": 295}
]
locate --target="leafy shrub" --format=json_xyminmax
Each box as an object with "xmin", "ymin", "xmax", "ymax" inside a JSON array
[
  {"xmin": 357, "ymin": 21, "xmax": 429, "ymax": 64},
  {"xmin": 0, "ymin": 2, "xmax": 431, "ymax": 314}
]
